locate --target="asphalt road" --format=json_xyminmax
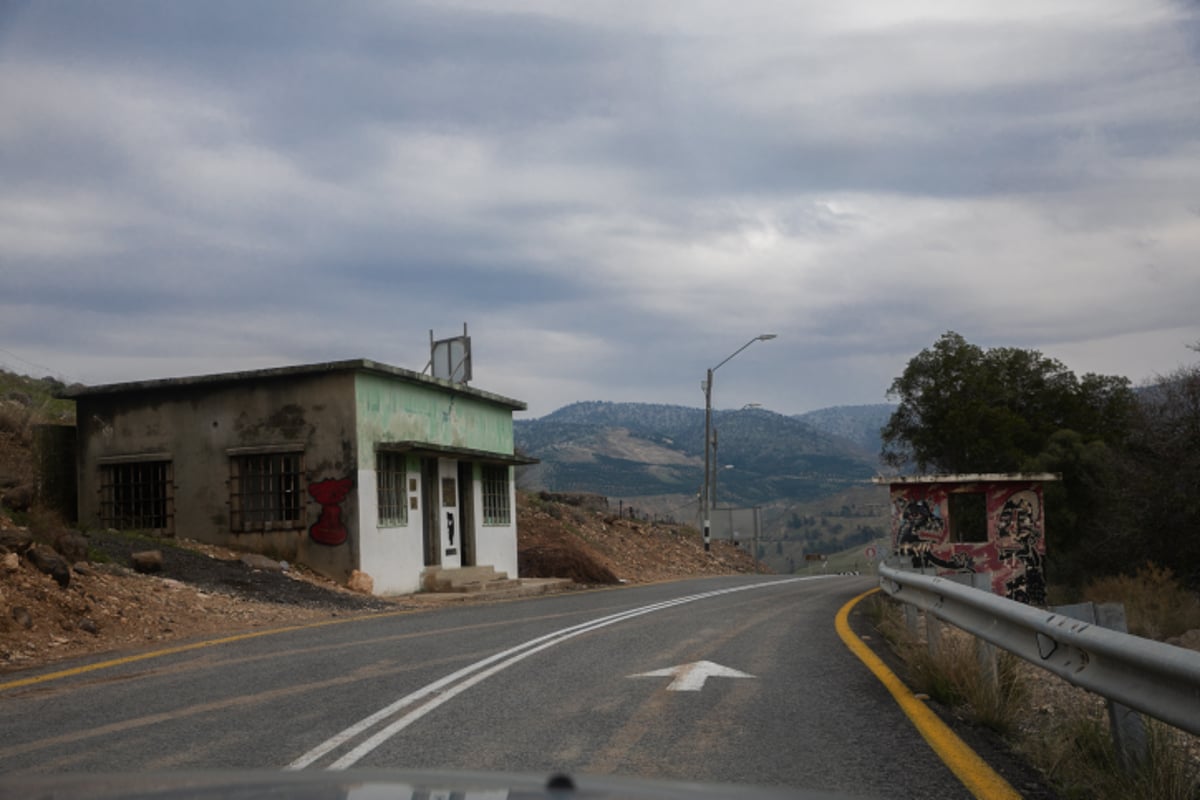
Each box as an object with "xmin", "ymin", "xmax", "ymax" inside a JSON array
[{"xmin": 0, "ymin": 575, "xmax": 1032, "ymax": 798}]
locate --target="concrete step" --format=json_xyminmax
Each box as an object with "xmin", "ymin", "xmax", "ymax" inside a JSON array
[
  {"xmin": 460, "ymin": 578, "xmax": 520, "ymax": 593},
  {"xmin": 421, "ymin": 565, "xmax": 509, "ymax": 593},
  {"xmin": 410, "ymin": 577, "xmax": 574, "ymax": 604}
]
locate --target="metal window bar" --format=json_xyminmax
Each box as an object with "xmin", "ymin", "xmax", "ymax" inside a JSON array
[
  {"xmin": 377, "ymin": 452, "xmax": 407, "ymax": 526},
  {"xmin": 230, "ymin": 453, "xmax": 303, "ymax": 531},
  {"xmin": 482, "ymin": 465, "xmax": 510, "ymax": 525},
  {"xmin": 100, "ymin": 461, "xmax": 172, "ymax": 532}
]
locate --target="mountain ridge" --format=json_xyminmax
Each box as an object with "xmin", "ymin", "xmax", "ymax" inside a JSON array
[{"xmin": 514, "ymin": 400, "xmax": 892, "ymax": 507}]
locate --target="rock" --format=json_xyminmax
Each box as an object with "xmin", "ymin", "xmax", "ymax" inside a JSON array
[
  {"xmin": 11, "ymin": 606, "xmax": 32, "ymax": 630},
  {"xmin": 26, "ymin": 544, "xmax": 71, "ymax": 587},
  {"xmin": 0, "ymin": 528, "xmax": 33, "ymax": 554},
  {"xmin": 1167, "ymin": 629, "xmax": 1200, "ymax": 653},
  {"xmin": 72, "ymin": 561, "xmax": 94, "ymax": 576},
  {"xmin": 53, "ymin": 530, "xmax": 89, "ymax": 564},
  {"xmin": 2, "ymin": 552, "xmax": 18, "ymax": 573},
  {"xmin": 0, "ymin": 484, "xmax": 34, "ymax": 513},
  {"xmin": 347, "ymin": 570, "xmax": 374, "ymax": 595},
  {"xmin": 240, "ymin": 553, "xmax": 283, "ymax": 572},
  {"xmin": 94, "ymin": 562, "xmax": 135, "ymax": 577},
  {"xmin": 78, "ymin": 618, "xmax": 100, "ymax": 635},
  {"xmin": 131, "ymin": 550, "xmax": 163, "ymax": 574}
]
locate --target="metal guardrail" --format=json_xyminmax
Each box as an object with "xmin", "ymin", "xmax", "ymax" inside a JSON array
[{"xmin": 878, "ymin": 561, "xmax": 1200, "ymax": 737}]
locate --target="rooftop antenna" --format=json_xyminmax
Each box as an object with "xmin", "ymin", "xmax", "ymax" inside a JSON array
[{"xmin": 426, "ymin": 323, "xmax": 472, "ymax": 384}]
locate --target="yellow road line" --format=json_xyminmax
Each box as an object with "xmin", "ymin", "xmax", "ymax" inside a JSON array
[
  {"xmin": 835, "ymin": 588, "xmax": 1022, "ymax": 800},
  {"xmin": 0, "ymin": 609, "xmax": 415, "ymax": 693}
]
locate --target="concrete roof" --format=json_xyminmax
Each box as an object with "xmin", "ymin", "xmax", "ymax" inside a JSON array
[
  {"xmin": 872, "ymin": 473, "xmax": 1061, "ymax": 485},
  {"xmin": 60, "ymin": 358, "xmax": 527, "ymax": 411}
]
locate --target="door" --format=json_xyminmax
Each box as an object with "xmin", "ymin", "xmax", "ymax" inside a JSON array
[
  {"xmin": 458, "ymin": 461, "xmax": 476, "ymax": 567},
  {"xmin": 438, "ymin": 459, "xmax": 462, "ymax": 569},
  {"xmin": 421, "ymin": 458, "xmax": 440, "ymax": 567}
]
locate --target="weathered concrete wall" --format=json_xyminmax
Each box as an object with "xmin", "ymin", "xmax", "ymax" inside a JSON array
[
  {"xmin": 469, "ymin": 463, "xmax": 519, "ymax": 580},
  {"xmin": 354, "ymin": 373, "xmax": 516, "ymax": 456},
  {"xmin": 353, "ymin": 373, "xmax": 519, "ymax": 589},
  {"xmin": 75, "ymin": 371, "xmax": 360, "ymax": 583},
  {"xmin": 890, "ymin": 480, "xmax": 1047, "ymax": 605},
  {"xmin": 355, "ymin": 453, "xmax": 424, "ymax": 594},
  {"xmin": 33, "ymin": 424, "xmax": 76, "ymax": 522}
]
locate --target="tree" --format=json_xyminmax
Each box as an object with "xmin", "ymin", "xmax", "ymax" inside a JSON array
[
  {"xmin": 1111, "ymin": 358, "xmax": 1200, "ymax": 587},
  {"xmin": 881, "ymin": 332, "xmax": 1141, "ymax": 587},
  {"xmin": 881, "ymin": 331, "xmax": 1135, "ymax": 474}
]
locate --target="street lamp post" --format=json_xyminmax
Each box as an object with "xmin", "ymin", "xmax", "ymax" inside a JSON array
[{"xmin": 701, "ymin": 334, "xmax": 776, "ymax": 552}]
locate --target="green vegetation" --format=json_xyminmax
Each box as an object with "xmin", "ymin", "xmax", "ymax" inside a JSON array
[
  {"xmin": 0, "ymin": 370, "xmax": 76, "ymax": 424},
  {"xmin": 881, "ymin": 331, "xmax": 1135, "ymax": 473}
]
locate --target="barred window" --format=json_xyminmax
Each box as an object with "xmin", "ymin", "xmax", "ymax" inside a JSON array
[
  {"xmin": 377, "ymin": 451, "xmax": 407, "ymax": 526},
  {"xmin": 482, "ymin": 465, "xmax": 511, "ymax": 525},
  {"xmin": 100, "ymin": 461, "xmax": 173, "ymax": 533},
  {"xmin": 230, "ymin": 452, "xmax": 304, "ymax": 532}
]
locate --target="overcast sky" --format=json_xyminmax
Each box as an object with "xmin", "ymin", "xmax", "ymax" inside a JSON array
[{"xmin": 3, "ymin": 1, "xmax": 1198, "ymax": 418}]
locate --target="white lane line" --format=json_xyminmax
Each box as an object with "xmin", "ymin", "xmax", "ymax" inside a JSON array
[
  {"xmin": 285, "ymin": 588, "xmax": 747, "ymax": 770},
  {"xmin": 289, "ymin": 576, "xmax": 829, "ymax": 770}
]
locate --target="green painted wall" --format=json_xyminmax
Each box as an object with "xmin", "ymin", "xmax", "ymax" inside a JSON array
[{"xmin": 354, "ymin": 373, "xmax": 516, "ymax": 467}]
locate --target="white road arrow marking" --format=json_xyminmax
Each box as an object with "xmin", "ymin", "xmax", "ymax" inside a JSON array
[{"xmin": 629, "ymin": 660, "xmax": 755, "ymax": 692}]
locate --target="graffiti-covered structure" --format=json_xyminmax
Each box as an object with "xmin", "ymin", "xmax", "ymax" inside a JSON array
[
  {"xmin": 66, "ymin": 360, "xmax": 533, "ymax": 595},
  {"xmin": 876, "ymin": 474, "xmax": 1059, "ymax": 605}
]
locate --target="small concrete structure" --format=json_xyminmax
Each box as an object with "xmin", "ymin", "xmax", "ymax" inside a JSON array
[
  {"xmin": 65, "ymin": 359, "xmax": 535, "ymax": 595},
  {"xmin": 875, "ymin": 473, "xmax": 1059, "ymax": 605}
]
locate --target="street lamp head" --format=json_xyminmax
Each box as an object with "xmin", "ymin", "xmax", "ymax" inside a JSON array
[{"xmin": 757, "ymin": 334, "xmax": 777, "ymax": 341}]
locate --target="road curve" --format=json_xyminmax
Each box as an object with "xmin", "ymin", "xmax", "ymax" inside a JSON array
[{"xmin": 0, "ymin": 575, "xmax": 1035, "ymax": 798}]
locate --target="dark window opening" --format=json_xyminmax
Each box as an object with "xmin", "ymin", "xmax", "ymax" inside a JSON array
[
  {"xmin": 100, "ymin": 461, "xmax": 173, "ymax": 533},
  {"xmin": 948, "ymin": 492, "xmax": 988, "ymax": 543}
]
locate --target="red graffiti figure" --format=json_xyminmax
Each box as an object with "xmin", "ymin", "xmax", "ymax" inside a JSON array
[{"xmin": 309, "ymin": 477, "xmax": 352, "ymax": 546}]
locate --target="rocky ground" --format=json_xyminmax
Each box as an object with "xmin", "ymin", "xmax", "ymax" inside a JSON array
[
  {"xmin": 516, "ymin": 491, "xmax": 761, "ymax": 584},
  {"xmin": 0, "ymin": 491, "xmax": 760, "ymax": 675}
]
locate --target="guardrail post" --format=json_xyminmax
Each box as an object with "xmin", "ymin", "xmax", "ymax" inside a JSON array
[
  {"xmin": 904, "ymin": 604, "xmax": 920, "ymax": 635},
  {"xmin": 1052, "ymin": 601, "xmax": 1149, "ymax": 772},
  {"xmin": 976, "ymin": 639, "xmax": 999, "ymax": 692},
  {"xmin": 942, "ymin": 573, "xmax": 999, "ymax": 690},
  {"xmin": 1096, "ymin": 603, "xmax": 1149, "ymax": 772},
  {"xmin": 926, "ymin": 613, "xmax": 942, "ymax": 657}
]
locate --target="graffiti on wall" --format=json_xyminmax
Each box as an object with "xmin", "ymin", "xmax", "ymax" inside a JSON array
[
  {"xmin": 309, "ymin": 477, "xmax": 353, "ymax": 546},
  {"xmin": 893, "ymin": 492, "xmax": 977, "ymax": 572},
  {"xmin": 890, "ymin": 482, "xmax": 1047, "ymax": 605},
  {"xmin": 994, "ymin": 490, "xmax": 1046, "ymax": 606}
]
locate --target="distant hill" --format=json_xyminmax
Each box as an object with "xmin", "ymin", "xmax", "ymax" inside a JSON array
[
  {"xmin": 794, "ymin": 403, "xmax": 895, "ymax": 456},
  {"xmin": 514, "ymin": 401, "xmax": 881, "ymax": 507}
]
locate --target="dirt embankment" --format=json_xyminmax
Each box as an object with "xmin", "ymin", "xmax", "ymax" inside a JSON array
[{"xmin": 517, "ymin": 491, "xmax": 761, "ymax": 583}]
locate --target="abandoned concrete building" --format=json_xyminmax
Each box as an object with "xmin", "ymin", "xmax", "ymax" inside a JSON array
[
  {"xmin": 65, "ymin": 359, "xmax": 533, "ymax": 594},
  {"xmin": 876, "ymin": 473, "xmax": 1059, "ymax": 605}
]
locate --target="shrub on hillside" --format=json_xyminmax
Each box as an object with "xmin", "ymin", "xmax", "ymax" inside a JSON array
[
  {"xmin": 1083, "ymin": 563, "xmax": 1200, "ymax": 641},
  {"xmin": 0, "ymin": 401, "xmax": 31, "ymax": 443}
]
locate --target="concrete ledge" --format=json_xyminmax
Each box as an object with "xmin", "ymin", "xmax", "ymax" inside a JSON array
[{"xmin": 411, "ymin": 577, "xmax": 573, "ymax": 603}]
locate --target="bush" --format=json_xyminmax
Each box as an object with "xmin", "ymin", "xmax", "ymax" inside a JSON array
[
  {"xmin": 1083, "ymin": 563, "xmax": 1200, "ymax": 641},
  {"xmin": 1022, "ymin": 714, "xmax": 1199, "ymax": 800},
  {"xmin": 0, "ymin": 401, "xmax": 31, "ymax": 443}
]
